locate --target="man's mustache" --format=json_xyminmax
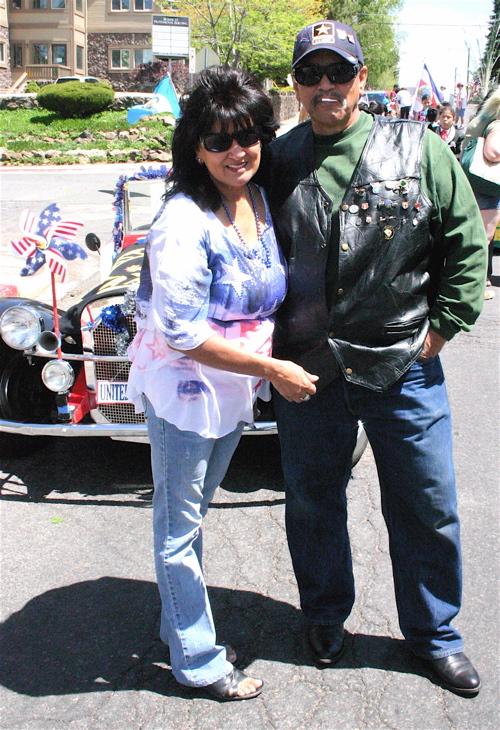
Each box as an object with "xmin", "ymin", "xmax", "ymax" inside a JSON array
[{"xmin": 311, "ymin": 93, "xmax": 348, "ymax": 110}]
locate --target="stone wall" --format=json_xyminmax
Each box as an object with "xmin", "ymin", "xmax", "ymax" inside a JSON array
[
  {"xmin": 0, "ymin": 25, "xmax": 11, "ymax": 89},
  {"xmin": 0, "ymin": 92, "xmax": 153, "ymax": 110},
  {"xmin": 87, "ymin": 33, "xmax": 150, "ymax": 91},
  {"xmin": 0, "ymin": 90, "xmax": 299, "ymax": 122},
  {"xmin": 269, "ymin": 90, "xmax": 300, "ymax": 123},
  {"xmin": 0, "ymin": 93, "xmax": 38, "ymax": 109}
]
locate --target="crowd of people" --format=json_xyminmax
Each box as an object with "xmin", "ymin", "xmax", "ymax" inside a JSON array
[{"xmin": 126, "ymin": 17, "xmax": 491, "ymax": 703}]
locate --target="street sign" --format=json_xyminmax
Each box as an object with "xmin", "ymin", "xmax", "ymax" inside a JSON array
[{"xmin": 152, "ymin": 15, "xmax": 190, "ymax": 58}]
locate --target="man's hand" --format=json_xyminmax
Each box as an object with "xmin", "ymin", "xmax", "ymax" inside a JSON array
[{"xmin": 420, "ymin": 329, "xmax": 447, "ymax": 359}]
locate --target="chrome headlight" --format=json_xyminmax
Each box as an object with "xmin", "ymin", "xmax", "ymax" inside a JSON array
[
  {"xmin": 0, "ymin": 305, "xmax": 43, "ymax": 350},
  {"xmin": 42, "ymin": 360, "xmax": 75, "ymax": 393}
]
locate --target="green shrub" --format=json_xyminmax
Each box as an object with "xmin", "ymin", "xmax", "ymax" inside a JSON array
[
  {"xmin": 25, "ymin": 80, "xmax": 41, "ymax": 93},
  {"xmin": 37, "ymin": 82, "xmax": 115, "ymax": 118}
]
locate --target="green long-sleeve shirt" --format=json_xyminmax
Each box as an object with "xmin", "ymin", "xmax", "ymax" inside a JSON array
[{"xmin": 314, "ymin": 111, "xmax": 488, "ymax": 341}]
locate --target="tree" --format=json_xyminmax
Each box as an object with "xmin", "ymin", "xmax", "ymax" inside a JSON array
[
  {"xmin": 320, "ymin": 0, "xmax": 402, "ymax": 89},
  {"xmin": 160, "ymin": 0, "xmax": 321, "ymax": 83},
  {"xmin": 477, "ymin": 1, "xmax": 500, "ymax": 95}
]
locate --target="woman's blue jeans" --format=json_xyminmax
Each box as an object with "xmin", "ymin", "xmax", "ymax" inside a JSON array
[
  {"xmin": 274, "ymin": 356, "xmax": 464, "ymax": 659},
  {"xmin": 145, "ymin": 397, "xmax": 244, "ymax": 686}
]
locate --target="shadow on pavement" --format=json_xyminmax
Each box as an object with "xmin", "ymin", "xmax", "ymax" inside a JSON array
[
  {"xmin": 0, "ymin": 434, "xmax": 284, "ymax": 504},
  {"xmin": 0, "ymin": 577, "xmax": 428, "ymax": 699}
]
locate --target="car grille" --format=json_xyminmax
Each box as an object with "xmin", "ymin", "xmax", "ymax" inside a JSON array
[{"xmin": 92, "ymin": 314, "xmax": 145, "ymax": 425}]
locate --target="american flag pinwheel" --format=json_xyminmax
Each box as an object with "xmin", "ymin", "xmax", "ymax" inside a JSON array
[{"xmin": 9, "ymin": 203, "xmax": 86, "ymax": 283}]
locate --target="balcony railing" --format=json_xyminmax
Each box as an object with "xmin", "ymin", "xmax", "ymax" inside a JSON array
[{"xmin": 26, "ymin": 65, "xmax": 72, "ymax": 81}]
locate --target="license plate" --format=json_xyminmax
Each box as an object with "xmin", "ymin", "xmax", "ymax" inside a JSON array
[{"xmin": 97, "ymin": 381, "xmax": 130, "ymax": 404}]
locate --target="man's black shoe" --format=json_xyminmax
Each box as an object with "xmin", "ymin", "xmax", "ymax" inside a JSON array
[
  {"xmin": 427, "ymin": 652, "xmax": 481, "ymax": 695},
  {"xmin": 308, "ymin": 624, "xmax": 345, "ymax": 665}
]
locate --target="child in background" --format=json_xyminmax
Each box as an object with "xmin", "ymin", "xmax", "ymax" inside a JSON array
[
  {"xmin": 436, "ymin": 103, "xmax": 464, "ymax": 158},
  {"xmin": 426, "ymin": 107, "xmax": 439, "ymax": 131}
]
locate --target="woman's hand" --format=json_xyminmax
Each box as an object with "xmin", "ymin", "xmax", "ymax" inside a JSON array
[
  {"xmin": 172, "ymin": 334, "xmax": 318, "ymax": 403},
  {"xmin": 268, "ymin": 360, "xmax": 318, "ymax": 403}
]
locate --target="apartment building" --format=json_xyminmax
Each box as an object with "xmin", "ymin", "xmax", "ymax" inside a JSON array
[{"xmin": 1, "ymin": 0, "xmax": 162, "ymax": 90}]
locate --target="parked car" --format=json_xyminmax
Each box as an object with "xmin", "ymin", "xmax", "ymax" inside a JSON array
[
  {"xmin": 0, "ymin": 166, "xmax": 367, "ymax": 462},
  {"xmin": 359, "ymin": 90, "xmax": 391, "ymax": 111},
  {"xmin": 54, "ymin": 76, "xmax": 101, "ymax": 84}
]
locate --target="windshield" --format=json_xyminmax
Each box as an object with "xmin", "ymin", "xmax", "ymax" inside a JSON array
[{"xmin": 124, "ymin": 179, "xmax": 166, "ymax": 233}]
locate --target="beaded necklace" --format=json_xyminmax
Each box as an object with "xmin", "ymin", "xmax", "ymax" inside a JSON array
[{"xmin": 221, "ymin": 183, "xmax": 271, "ymax": 268}]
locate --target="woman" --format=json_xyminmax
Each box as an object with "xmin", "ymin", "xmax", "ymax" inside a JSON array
[
  {"xmin": 127, "ymin": 67, "xmax": 317, "ymax": 700},
  {"xmin": 462, "ymin": 88, "xmax": 500, "ymax": 299}
]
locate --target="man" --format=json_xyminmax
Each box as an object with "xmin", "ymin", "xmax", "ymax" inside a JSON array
[
  {"xmin": 263, "ymin": 20, "xmax": 487, "ymax": 696},
  {"xmin": 454, "ymin": 82, "xmax": 468, "ymax": 128},
  {"xmin": 395, "ymin": 85, "xmax": 412, "ymax": 118},
  {"xmin": 440, "ymin": 85, "xmax": 454, "ymax": 104}
]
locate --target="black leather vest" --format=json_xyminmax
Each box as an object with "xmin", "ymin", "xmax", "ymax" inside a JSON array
[{"xmin": 266, "ymin": 116, "xmax": 438, "ymax": 392}]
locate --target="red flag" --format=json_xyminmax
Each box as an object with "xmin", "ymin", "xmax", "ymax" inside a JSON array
[{"xmin": 411, "ymin": 64, "xmax": 443, "ymax": 116}]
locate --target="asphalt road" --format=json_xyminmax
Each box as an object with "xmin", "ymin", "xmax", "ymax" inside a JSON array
[
  {"xmin": 0, "ymin": 161, "xmax": 499, "ymax": 728},
  {"xmin": 0, "ymin": 163, "xmax": 147, "ymax": 306}
]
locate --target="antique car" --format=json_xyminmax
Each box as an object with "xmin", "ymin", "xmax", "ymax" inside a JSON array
[{"xmin": 0, "ymin": 166, "xmax": 367, "ymax": 461}]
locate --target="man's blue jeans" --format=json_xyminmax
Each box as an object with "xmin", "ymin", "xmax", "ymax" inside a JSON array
[
  {"xmin": 274, "ymin": 356, "xmax": 464, "ymax": 659},
  {"xmin": 145, "ymin": 397, "xmax": 243, "ymax": 686}
]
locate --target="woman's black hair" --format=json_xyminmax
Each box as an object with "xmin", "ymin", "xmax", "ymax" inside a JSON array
[{"xmin": 165, "ymin": 66, "xmax": 278, "ymax": 211}]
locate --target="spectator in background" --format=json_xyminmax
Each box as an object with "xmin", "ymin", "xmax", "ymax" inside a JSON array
[
  {"xmin": 369, "ymin": 99, "xmax": 386, "ymax": 115},
  {"xmin": 426, "ymin": 107, "xmax": 439, "ymax": 131},
  {"xmin": 415, "ymin": 94, "xmax": 432, "ymax": 121},
  {"xmin": 395, "ymin": 86, "xmax": 412, "ymax": 118},
  {"xmin": 440, "ymin": 85, "xmax": 454, "ymax": 104},
  {"xmin": 462, "ymin": 88, "xmax": 500, "ymax": 299},
  {"xmin": 435, "ymin": 103, "xmax": 464, "ymax": 158},
  {"xmin": 454, "ymin": 83, "xmax": 468, "ymax": 128}
]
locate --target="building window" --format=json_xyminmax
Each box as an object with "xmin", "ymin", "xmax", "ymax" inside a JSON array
[
  {"xmin": 13, "ymin": 44, "xmax": 23, "ymax": 67},
  {"xmin": 134, "ymin": 49, "xmax": 153, "ymax": 67},
  {"xmin": 33, "ymin": 0, "xmax": 48, "ymax": 7},
  {"xmin": 33, "ymin": 44, "xmax": 49, "ymax": 64},
  {"xmin": 52, "ymin": 44, "xmax": 67, "ymax": 65},
  {"xmin": 75, "ymin": 0, "xmax": 82, "ymax": 9},
  {"xmin": 12, "ymin": 0, "xmax": 22, "ymax": 9},
  {"xmin": 76, "ymin": 45, "xmax": 83, "ymax": 70},
  {"xmin": 0, "ymin": 44, "xmax": 4, "ymax": 64},
  {"xmin": 134, "ymin": 0, "xmax": 152, "ymax": 9},
  {"xmin": 51, "ymin": 0, "xmax": 66, "ymax": 7},
  {"xmin": 111, "ymin": 49, "xmax": 130, "ymax": 69},
  {"xmin": 111, "ymin": 0, "xmax": 130, "ymax": 10}
]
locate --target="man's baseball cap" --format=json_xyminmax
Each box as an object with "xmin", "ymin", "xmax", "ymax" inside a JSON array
[{"xmin": 292, "ymin": 20, "xmax": 364, "ymax": 68}]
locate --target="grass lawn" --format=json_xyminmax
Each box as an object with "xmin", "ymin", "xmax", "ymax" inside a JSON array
[{"xmin": 0, "ymin": 108, "xmax": 173, "ymax": 162}]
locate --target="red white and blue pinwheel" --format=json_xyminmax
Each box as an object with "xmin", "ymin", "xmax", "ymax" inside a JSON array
[{"xmin": 10, "ymin": 203, "xmax": 86, "ymax": 283}]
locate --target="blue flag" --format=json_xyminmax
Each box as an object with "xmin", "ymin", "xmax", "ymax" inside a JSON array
[{"xmin": 127, "ymin": 74, "xmax": 181, "ymax": 125}]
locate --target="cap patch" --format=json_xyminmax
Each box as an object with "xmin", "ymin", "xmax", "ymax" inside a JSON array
[{"xmin": 312, "ymin": 22, "xmax": 335, "ymax": 45}]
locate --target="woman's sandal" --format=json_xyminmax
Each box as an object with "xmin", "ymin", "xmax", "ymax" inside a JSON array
[{"xmin": 203, "ymin": 667, "xmax": 264, "ymax": 701}]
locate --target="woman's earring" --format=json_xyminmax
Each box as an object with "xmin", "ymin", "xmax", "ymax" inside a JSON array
[{"xmin": 196, "ymin": 157, "xmax": 204, "ymax": 165}]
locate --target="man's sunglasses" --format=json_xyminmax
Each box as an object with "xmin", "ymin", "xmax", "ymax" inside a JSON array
[
  {"xmin": 294, "ymin": 62, "xmax": 359, "ymax": 87},
  {"xmin": 201, "ymin": 126, "xmax": 261, "ymax": 153}
]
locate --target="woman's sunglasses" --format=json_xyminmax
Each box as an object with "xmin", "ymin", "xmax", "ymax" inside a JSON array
[
  {"xmin": 293, "ymin": 62, "xmax": 359, "ymax": 87},
  {"xmin": 201, "ymin": 126, "xmax": 261, "ymax": 153}
]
